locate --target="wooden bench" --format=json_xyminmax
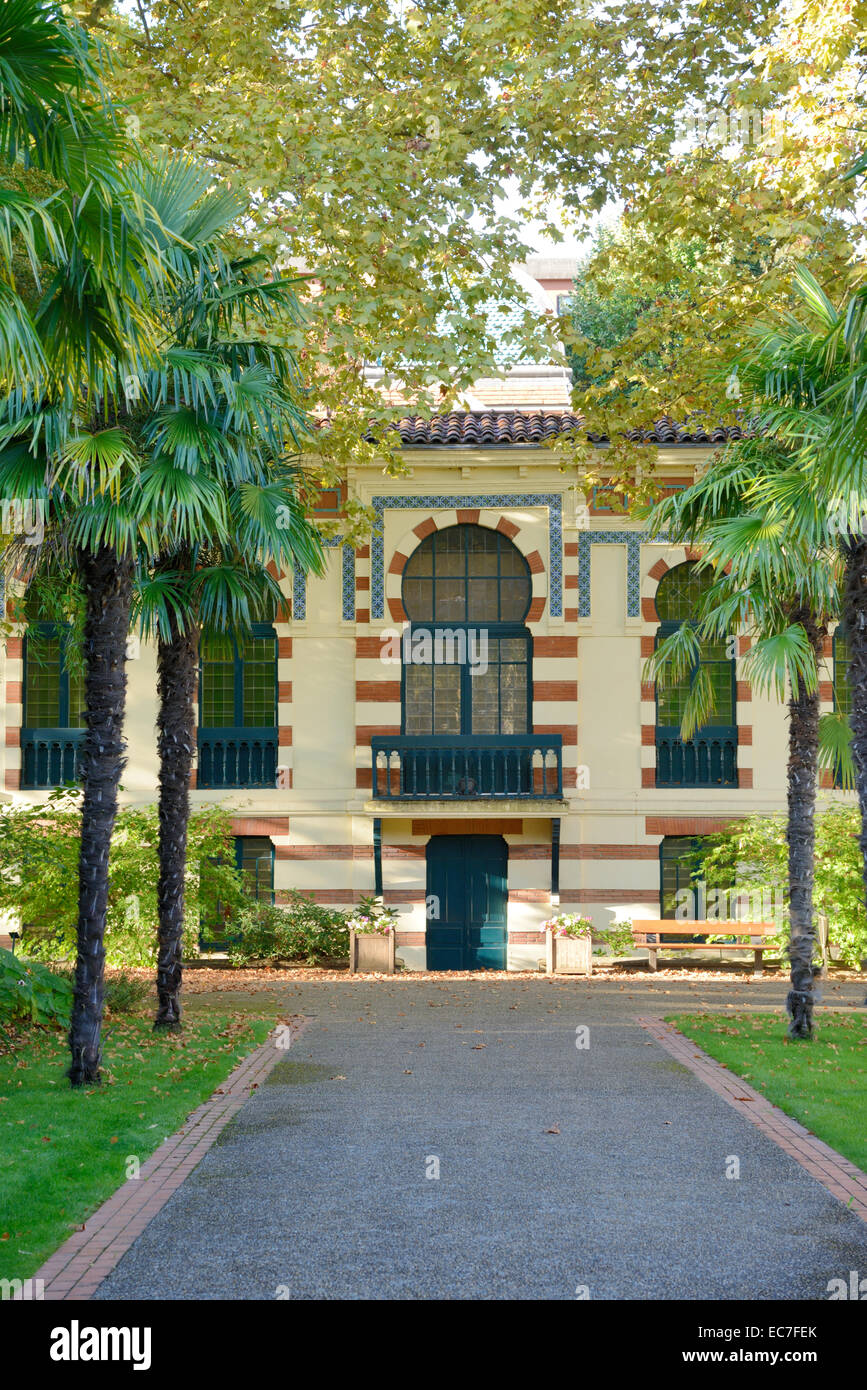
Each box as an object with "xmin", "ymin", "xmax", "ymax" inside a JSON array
[{"xmin": 632, "ymin": 921, "xmax": 777, "ymax": 975}]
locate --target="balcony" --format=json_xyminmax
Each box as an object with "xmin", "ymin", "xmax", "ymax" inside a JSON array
[
  {"xmin": 655, "ymin": 727, "xmax": 738, "ymax": 788},
  {"xmin": 197, "ymin": 728, "xmax": 278, "ymax": 789},
  {"xmin": 371, "ymin": 734, "xmax": 563, "ymax": 801},
  {"xmin": 20, "ymin": 728, "xmax": 85, "ymax": 788}
]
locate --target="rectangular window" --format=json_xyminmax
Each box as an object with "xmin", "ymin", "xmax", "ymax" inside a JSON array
[
  {"xmin": 199, "ymin": 629, "xmax": 277, "ymax": 729},
  {"xmin": 24, "ymin": 629, "xmax": 86, "ymax": 730},
  {"xmin": 660, "ymin": 836, "xmax": 704, "ymax": 919},
  {"xmin": 200, "ymin": 635, "xmax": 236, "ymax": 728},
  {"xmin": 402, "ymin": 626, "xmax": 530, "ymax": 736},
  {"xmin": 236, "ymin": 836, "xmax": 274, "ymax": 903}
]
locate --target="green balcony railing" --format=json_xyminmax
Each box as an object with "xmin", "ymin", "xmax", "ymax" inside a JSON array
[
  {"xmin": 655, "ymin": 727, "xmax": 738, "ymax": 788},
  {"xmin": 20, "ymin": 728, "xmax": 85, "ymax": 788},
  {"xmin": 371, "ymin": 734, "xmax": 563, "ymax": 800},
  {"xmin": 197, "ymin": 728, "xmax": 278, "ymax": 789}
]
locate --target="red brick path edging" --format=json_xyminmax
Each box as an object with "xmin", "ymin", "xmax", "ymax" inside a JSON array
[
  {"xmin": 21, "ymin": 1019, "xmax": 307, "ymax": 1301},
  {"xmin": 638, "ymin": 1014, "xmax": 867, "ymax": 1222}
]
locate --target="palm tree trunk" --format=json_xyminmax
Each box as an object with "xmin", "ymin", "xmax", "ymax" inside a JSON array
[
  {"xmin": 785, "ymin": 610, "xmax": 825, "ymax": 1039},
  {"xmin": 841, "ymin": 535, "xmax": 867, "ymax": 998},
  {"xmin": 67, "ymin": 545, "xmax": 134, "ymax": 1086},
  {"xmin": 154, "ymin": 602, "xmax": 198, "ymax": 1030}
]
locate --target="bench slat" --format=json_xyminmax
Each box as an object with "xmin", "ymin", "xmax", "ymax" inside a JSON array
[
  {"xmin": 630, "ymin": 942, "xmax": 776, "ymax": 952},
  {"xmin": 632, "ymin": 920, "xmax": 775, "ymax": 937}
]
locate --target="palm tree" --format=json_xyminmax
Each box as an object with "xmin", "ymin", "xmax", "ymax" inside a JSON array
[
  {"xmin": 0, "ymin": 3, "xmax": 175, "ymax": 1085},
  {"xmin": 722, "ymin": 271, "xmax": 867, "ymax": 995},
  {"xmin": 645, "ymin": 437, "xmax": 840, "ymax": 1036},
  {"xmin": 121, "ymin": 187, "xmax": 324, "ymax": 1030},
  {"xmin": 0, "ymin": 153, "xmax": 249, "ymax": 1081},
  {"xmin": 0, "ymin": 0, "xmax": 133, "ymax": 382}
]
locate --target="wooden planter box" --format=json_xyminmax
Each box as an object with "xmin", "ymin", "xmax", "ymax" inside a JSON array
[
  {"xmin": 546, "ymin": 932, "xmax": 592, "ymax": 976},
  {"xmin": 349, "ymin": 929, "xmax": 395, "ymax": 975}
]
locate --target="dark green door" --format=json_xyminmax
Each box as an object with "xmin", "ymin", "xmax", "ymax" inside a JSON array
[{"xmin": 426, "ymin": 835, "xmax": 508, "ymax": 971}]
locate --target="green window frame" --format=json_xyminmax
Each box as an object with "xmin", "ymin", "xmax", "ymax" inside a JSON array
[
  {"xmin": 654, "ymin": 562, "xmax": 737, "ymax": 788},
  {"xmin": 401, "ymin": 524, "xmax": 533, "ymax": 737},
  {"xmin": 198, "ymin": 835, "xmax": 275, "ymax": 951},
  {"xmin": 236, "ymin": 835, "xmax": 275, "ymax": 903},
  {"xmin": 660, "ymin": 836, "xmax": 704, "ymax": 919},
  {"xmin": 832, "ymin": 627, "xmax": 852, "ymax": 789},
  {"xmin": 199, "ymin": 625, "xmax": 277, "ymax": 730},
  {"xmin": 23, "ymin": 624, "xmax": 85, "ymax": 730}
]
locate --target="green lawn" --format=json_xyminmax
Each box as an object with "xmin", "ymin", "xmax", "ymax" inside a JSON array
[
  {"xmin": 670, "ymin": 1012, "xmax": 867, "ymax": 1175},
  {"xmin": 0, "ymin": 1008, "xmax": 276, "ymax": 1283}
]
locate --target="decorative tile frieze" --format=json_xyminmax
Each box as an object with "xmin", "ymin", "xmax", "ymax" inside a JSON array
[
  {"xmin": 577, "ymin": 529, "xmax": 669, "ymax": 618},
  {"xmin": 293, "ymin": 538, "xmax": 354, "ymax": 622},
  {"xmin": 370, "ymin": 493, "xmax": 563, "ymax": 619}
]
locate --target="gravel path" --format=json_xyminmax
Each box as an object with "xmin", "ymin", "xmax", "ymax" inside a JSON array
[{"xmin": 94, "ymin": 976, "xmax": 867, "ymax": 1301}]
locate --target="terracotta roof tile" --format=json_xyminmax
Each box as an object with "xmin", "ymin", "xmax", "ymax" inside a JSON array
[{"xmin": 357, "ymin": 410, "xmax": 747, "ymax": 447}]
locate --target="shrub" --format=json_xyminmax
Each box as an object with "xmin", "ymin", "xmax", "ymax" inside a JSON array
[
  {"xmin": 0, "ymin": 793, "xmax": 242, "ymax": 966},
  {"xmin": 701, "ymin": 806, "xmax": 867, "ymax": 968},
  {"xmin": 0, "ymin": 947, "xmax": 73, "ymax": 1028},
  {"xmin": 593, "ymin": 920, "xmax": 635, "ymax": 956},
  {"xmin": 104, "ymin": 972, "xmax": 150, "ymax": 1014},
  {"xmin": 228, "ymin": 892, "xmax": 350, "ymax": 965}
]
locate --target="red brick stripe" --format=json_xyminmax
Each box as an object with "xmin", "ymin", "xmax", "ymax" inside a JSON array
[
  {"xmin": 645, "ymin": 816, "xmax": 738, "ymax": 835},
  {"xmin": 641, "ymin": 597, "xmax": 658, "ymax": 622},
  {"xmin": 356, "ymin": 637, "xmax": 386, "ymax": 658},
  {"xmin": 560, "ymin": 889, "xmax": 660, "ymax": 903},
  {"xmin": 412, "ymin": 818, "xmax": 523, "ymax": 835},
  {"xmin": 561, "ymin": 844, "xmax": 659, "ymax": 860},
  {"xmin": 231, "ymin": 817, "xmax": 290, "ymax": 836},
  {"xmin": 534, "ymin": 636, "xmax": 578, "ymax": 657},
  {"xmin": 357, "ymin": 681, "xmax": 401, "ymax": 701},
  {"xmin": 533, "ymin": 681, "xmax": 577, "ymax": 701},
  {"xmin": 356, "ymin": 724, "xmax": 401, "ymax": 741},
  {"xmin": 533, "ymin": 724, "xmax": 577, "ymax": 744}
]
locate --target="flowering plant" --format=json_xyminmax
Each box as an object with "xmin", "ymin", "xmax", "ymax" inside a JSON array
[
  {"xmin": 346, "ymin": 903, "xmax": 399, "ymax": 935},
  {"xmin": 540, "ymin": 912, "xmax": 593, "ymax": 939}
]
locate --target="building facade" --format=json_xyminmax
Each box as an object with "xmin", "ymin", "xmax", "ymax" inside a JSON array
[
  {"xmin": 0, "ymin": 261, "xmax": 849, "ymax": 969},
  {"xmin": 1, "ymin": 407, "xmax": 848, "ymax": 970}
]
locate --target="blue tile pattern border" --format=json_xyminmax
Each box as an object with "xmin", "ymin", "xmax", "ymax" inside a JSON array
[
  {"xmin": 370, "ymin": 494, "xmax": 563, "ymax": 620},
  {"xmin": 577, "ymin": 529, "xmax": 669, "ymax": 618},
  {"xmin": 292, "ymin": 565, "xmax": 307, "ymax": 622},
  {"xmin": 341, "ymin": 543, "xmax": 356, "ymax": 622},
  {"xmin": 293, "ymin": 537, "xmax": 354, "ymax": 623}
]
